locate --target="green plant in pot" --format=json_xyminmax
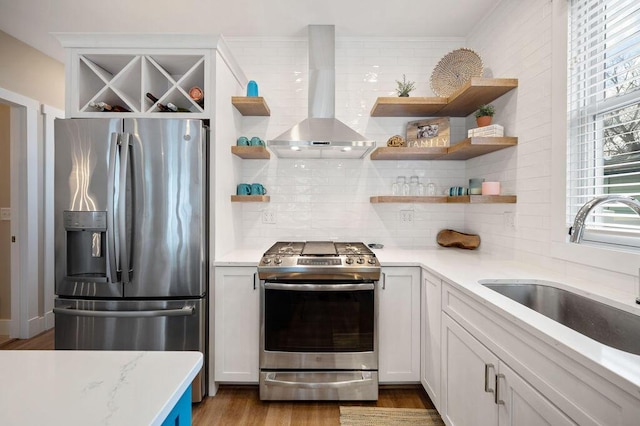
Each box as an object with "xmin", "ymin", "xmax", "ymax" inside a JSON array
[
  {"xmin": 395, "ymin": 74, "xmax": 416, "ymax": 97},
  {"xmin": 475, "ymin": 104, "xmax": 495, "ymax": 127}
]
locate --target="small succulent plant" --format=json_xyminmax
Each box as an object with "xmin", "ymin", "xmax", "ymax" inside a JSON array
[{"xmin": 395, "ymin": 74, "xmax": 416, "ymax": 97}]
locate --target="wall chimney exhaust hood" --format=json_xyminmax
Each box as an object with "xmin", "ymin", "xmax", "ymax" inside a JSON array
[{"xmin": 268, "ymin": 25, "xmax": 376, "ymax": 159}]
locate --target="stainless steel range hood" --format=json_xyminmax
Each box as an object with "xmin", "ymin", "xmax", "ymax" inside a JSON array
[{"xmin": 268, "ymin": 25, "xmax": 376, "ymax": 159}]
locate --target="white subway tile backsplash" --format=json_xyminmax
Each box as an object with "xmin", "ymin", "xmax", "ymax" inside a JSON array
[
  {"xmin": 225, "ymin": 8, "xmax": 637, "ymax": 296},
  {"xmin": 227, "ymin": 35, "xmax": 468, "ymax": 250}
]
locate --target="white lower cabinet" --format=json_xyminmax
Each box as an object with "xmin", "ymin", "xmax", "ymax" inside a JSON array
[
  {"xmin": 378, "ymin": 267, "xmax": 421, "ymax": 383},
  {"xmin": 497, "ymin": 362, "xmax": 575, "ymax": 426},
  {"xmin": 421, "ymin": 269, "xmax": 441, "ymax": 409},
  {"xmin": 441, "ymin": 314, "xmax": 574, "ymax": 426},
  {"xmin": 440, "ymin": 281, "xmax": 640, "ymax": 425},
  {"xmin": 213, "ymin": 266, "xmax": 260, "ymax": 383}
]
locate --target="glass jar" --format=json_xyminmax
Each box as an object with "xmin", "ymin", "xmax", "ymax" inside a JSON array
[
  {"xmin": 391, "ymin": 179, "xmax": 400, "ymax": 195},
  {"xmin": 395, "ymin": 176, "xmax": 409, "ymax": 196},
  {"xmin": 409, "ymin": 175, "xmax": 420, "ymax": 196},
  {"xmin": 426, "ymin": 181, "xmax": 436, "ymax": 196}
]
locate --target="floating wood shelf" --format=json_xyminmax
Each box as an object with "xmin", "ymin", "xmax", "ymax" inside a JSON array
[
  {"xmin": 370, "ymin": 196, "xmax": 449, "ymax": 203},
  {"xmin": 370, "ymin": 195, "xmax": 516, "ymax": 204},
  {"xmin": 444, "ymin": 137, "xmax": 517, "ymax": 160},
  {"xmin": 370, "ymin": 137, "xmax": 517, "ymax": 161},
  {"xmin": 447, "ymin": 195, "xmax": 517, "ymax": 204},
  {"xmin": 231, "ymin": 96, "xmax": 271, "ymax": 116},
  {"xmin": 370, "ymin": 146, "xmax": 448, "ymax": 161},
  {"xmin": 370, "ymin": 78, "xmax": 518, "ymax": 117},
  {"xmin": 230, "ymin": 195, "xmax": 270, "ymax": 202},
  {"xmin": 231, "ymin": 146, "xmax": 271, "ymax": 159},
  {"xmin": 370, "ymin": 97, "xmax": 448, "ymax": 117}
]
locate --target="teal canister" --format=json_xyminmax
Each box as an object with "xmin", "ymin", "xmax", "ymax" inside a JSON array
[{"xmin": 247, "ymin": 80, "xmax": 258, "ymax": 97}]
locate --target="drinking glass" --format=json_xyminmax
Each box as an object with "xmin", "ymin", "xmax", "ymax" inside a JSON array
[
  {"xmin": 409, "ymin": 175, "xmax": 420, "ymax": 196},
  {"xmin": 396, "ymin": 176, "xmax": 409, "ymax": 196},
  {"xmin": 426, "ymin": 182, "xmax": 436, "ymax": 196}
]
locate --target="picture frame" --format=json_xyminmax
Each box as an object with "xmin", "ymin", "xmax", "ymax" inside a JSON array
[{"xmin": 406, "ymin": 117, "xmax": 450, "ymax": 148}]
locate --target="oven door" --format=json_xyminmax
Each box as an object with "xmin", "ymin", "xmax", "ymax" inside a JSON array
[{"xmin": 260, "ymin": 281, "xmax": 377, "ymax": 370}]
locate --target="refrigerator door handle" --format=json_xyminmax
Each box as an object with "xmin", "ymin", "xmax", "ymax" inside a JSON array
[
  {"xmin": 118, "ymin": 133, "xmax": 131, "ymax": 284},
  {"xmin": 106, "ymin": 132, "xmax": 120, "ymax": 284},
  {"xmin": 53, "ymin": 306, "xmax": 195, "ymax": 318}
]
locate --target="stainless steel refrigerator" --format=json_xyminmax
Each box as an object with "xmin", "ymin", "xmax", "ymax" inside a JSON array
[{"xmin": 53, "ymin": 118, "xmax": 208, "ymax": 401}]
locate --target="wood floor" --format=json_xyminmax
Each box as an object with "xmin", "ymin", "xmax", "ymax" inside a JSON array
[
  {"xmin": 0, "ymin": 328, "xmax": 54, "ymax": 350},
  {"xmin": 193, "ymin": 385, "xmax": 434, "ymax": 426},
  {"xmin": 0, "ymin": 335, "xmax": 12, "ymax": 346},
  {"xmin": 2, "ymin": 329, "xmax": 436, "ymax": 425}
]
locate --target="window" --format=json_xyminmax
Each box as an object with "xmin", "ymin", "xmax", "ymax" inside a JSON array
[{"xmin": 567, "ymin": 0, "xmax": 640, "ymax": 249}]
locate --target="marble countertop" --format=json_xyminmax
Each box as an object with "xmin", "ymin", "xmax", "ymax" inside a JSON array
[
  {"xmin": 0, "ymin": 350, "xmax": 203, "ymax": 426},
  {"xmin": 214, "ymin": 246, "xmax": 640, "ymax": 397}
]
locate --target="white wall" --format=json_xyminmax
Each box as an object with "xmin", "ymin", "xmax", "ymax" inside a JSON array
[
  {"xmin": 464, "ymin": 0, "xmax": 552, "ymax": 259},
  {"xmin": 225, "ymin": 2, "xmax": 638, "ymax": 298},
  {"xmin": 213, "ymin": 50, "xmax": 245, "ymax": 258},
  {"xmin": 227, "ymin": 36, "xmax": 469, "ymax": 251},
  {"xmin": 465, "ymin": 0, "xmax": 638, "ymax": 296}
]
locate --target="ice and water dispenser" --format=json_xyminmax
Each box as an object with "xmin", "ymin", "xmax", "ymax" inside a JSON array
[{"xmin": 63, "ymin": 211, "xmax": 108, "ymax": 281}]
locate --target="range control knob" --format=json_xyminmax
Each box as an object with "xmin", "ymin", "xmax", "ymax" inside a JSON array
[
  {"xmin": 368, "ymin": 258, "xmax": 377, "ymax": 264},
  {"xmin": 263, "ymin": 258, "xmax": 271, "ymax": 264},
  {"xmin": 345, "ymin": 257, "xmax": 354, "ymax": 264},
  {"xmin": 274, "ymin": 258, "xmax": 282, "ymax": 264},
  {"xmin": 357, "ymin": 257, "xmax": 365, "ymax": 264}
]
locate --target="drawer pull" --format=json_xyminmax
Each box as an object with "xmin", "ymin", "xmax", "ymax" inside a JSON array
[
  {"xmin": 484, "ymin": 363, "xmax": 495, "ymax": 394},
  {"xmin": 495, "ymin": 373, "xmax": 505, "ymax": 405}
]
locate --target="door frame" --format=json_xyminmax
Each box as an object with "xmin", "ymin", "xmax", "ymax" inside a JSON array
[
  {"xmin": 42, "ymin": 105, "xmax": 63, "ymax": 330},
  {"xmin": 0, "ymin": 87, "xmax": 39, "ymax": 339}
]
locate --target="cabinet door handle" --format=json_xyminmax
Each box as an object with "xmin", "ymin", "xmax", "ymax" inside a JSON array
[
  {"xmin": 495, "ymin": 373, "xmax": 505, "ymax": 405},
  {"xmin": 253, "ymin": 272, "xmax": 258, "ymax": 290},
  {"xmin": 484, "ymin": 364, "xmax": 495, "ymax": 394},
  {"xmin": 382, "ymin": 272, "xmax": 386, "ymax": 290}
]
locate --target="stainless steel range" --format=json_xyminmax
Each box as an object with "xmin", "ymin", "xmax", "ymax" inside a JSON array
[{"xmin": 258, "ymin": 241, "xmax": 381, "ymax": 401}]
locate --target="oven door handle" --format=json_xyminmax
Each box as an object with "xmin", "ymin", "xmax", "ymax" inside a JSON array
[
  {"xmin": 263, "ymin": 282, "xmax": 374, "ymax": 291},
  {"xmin": 263, "ymin": 372, "xmax": 375, "ymax": 389}
]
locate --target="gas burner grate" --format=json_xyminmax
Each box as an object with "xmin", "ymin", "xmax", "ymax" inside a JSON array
[
  {"xmin": 264, "ymin": 242, "xmax": 305, "ymax": 256},
  {"xmin": 334, "ymin": 242, "xmax": 374, "ymax": 256}
]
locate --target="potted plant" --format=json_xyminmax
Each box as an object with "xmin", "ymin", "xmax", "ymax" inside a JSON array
[
  {"xmin": 474, "ymin": 104, "xmax": 495, "ymax": 127},
  {"xmin": 395, "ymin": 74, "xmax": 416, "ymax": 97}
]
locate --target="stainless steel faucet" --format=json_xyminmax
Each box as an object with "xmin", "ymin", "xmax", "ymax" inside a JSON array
[
  {"xmin": 570, "ymin": 195, "xmax": 640, "ymax": 243},
  {"xmin": 569, "ymin": 195, "xmax": 640, "ymax": 304}
]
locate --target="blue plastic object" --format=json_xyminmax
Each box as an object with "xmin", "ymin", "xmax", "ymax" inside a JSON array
[{"xmin": 247, "ymin": 80, "xmax": 258, "ymax": 97}]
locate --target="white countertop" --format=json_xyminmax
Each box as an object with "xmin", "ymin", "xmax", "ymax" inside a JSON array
[
  {"xmin": 0, "ymin": 350, "xmax": 203, "ymax": 426},
  {"xmin": 215, "ymin": 248, "xmax": 265, "ymax": 266},
  {"xmin": 214, "ymin": 246, "xmax": 640, "ymax": 397}
]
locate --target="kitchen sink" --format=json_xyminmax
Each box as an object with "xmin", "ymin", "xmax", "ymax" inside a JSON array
[{"xmin": 479, "ymin": 280, "xmax": 640, "ymax": 356}]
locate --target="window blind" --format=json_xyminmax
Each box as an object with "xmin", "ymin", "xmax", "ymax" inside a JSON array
[{"xmin": 567, "ymin": 0, "xmax": 640, "ymax": 246}]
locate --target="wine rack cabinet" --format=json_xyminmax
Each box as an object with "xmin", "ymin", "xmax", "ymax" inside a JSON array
[
  {"xmin": 67, "ymin": 51, "xmax": 209, "ymax": 118},
  {"xmin": 55, "ymin": 34, "xmax": 247, "ymax": 118},
  {"xmin": 74, "ymin": 53, "xmax": 207, "ymax": 116}
]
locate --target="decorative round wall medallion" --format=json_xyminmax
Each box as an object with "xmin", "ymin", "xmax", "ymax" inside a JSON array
[{"xmin": 430, "ymin": 48, "xmax": 484, "ymax": 98}]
